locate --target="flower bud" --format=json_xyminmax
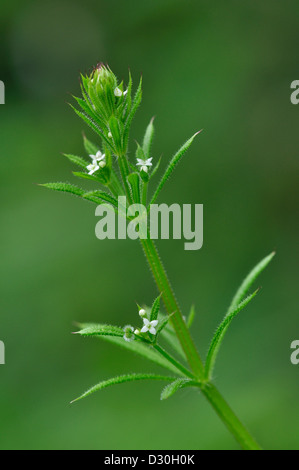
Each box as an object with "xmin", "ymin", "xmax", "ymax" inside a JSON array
[
  {"xmin": 123, "ymin": 325, "xmax": 135, "ymax": 343},
  {"xmin": 84, "ymin": 64, "xmax": 118, "ymax": 119}
]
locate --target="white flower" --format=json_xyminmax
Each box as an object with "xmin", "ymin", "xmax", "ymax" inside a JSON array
[
  {"xmin": 89, "ymin": 151, "xmax": 106, "ymax": 170},
  {"xmin": 139, "ymin": 309, "xmax": 147, "ymax": 318},
  {"xmin": 123, "ymin": 325, "xmax": 135, "ymax": 342},
  {"xmin": 86, "ymin": 162, "xmax": 100, "ymax": 175},
  {"xmin": 90, "ymin": 150, "xmax": 106, "ymax": 163},
  {"xmin": 114, "ymin": 87, "xmax": 128, "ymax": 97},
  {"xmin": 108, "ymin": 132, "xmax": 112, "ymax": 139},
  {"xmin": 136, "ymin": 157, "xmax": 153, "ymax": 173},
  {"xmin": 141, "ymin": 318, "xmax": 159, "ymax": 335}
]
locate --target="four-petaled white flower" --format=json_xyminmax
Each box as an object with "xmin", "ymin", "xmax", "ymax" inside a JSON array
[
  {"xmin": 123, "ymin": 325, "xmax": 135, "ymax": 343},
  {"xmin": 141, "ymin": 318, "xmax": 159, "ymax": 335},
  {"xmin": 136, "ymin": 157, "xmax": 153, "ymax": 173},
  {"xmin": 114, "ymin": 87, "xmax": 128, "ymax": 97},
  {"xmin": 86, "ymin": 162, "xmax": 100, "ymax": 175},
  {"xmin": 87, "ymin": 151, "xmax": 106, "ymax": 174},
  {"xmin": 90, "ymin": 151, "xmax": 106, "ymax": 168}
]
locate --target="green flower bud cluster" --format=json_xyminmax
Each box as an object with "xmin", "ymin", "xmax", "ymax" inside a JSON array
[{"xmin": 73, "ymin": 64, "xmax": 142, "ymax": 158}]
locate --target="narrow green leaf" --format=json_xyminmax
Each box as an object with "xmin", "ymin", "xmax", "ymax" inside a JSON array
[
  {"xmin": 83, "ymin": 135, "xmax": 100, "ymax": 156},
  {"xmin": 63, "ymin": 154, "xmax": 88, "ymax": 169},
  {"xmin": 142, "ymin": 117, "xmax": 155, "ymax": 158},
  {"xmin": 109, "ymin": 115, "xmax": 122, "ymax": 153},
  {"xmin": 79, "ymin": 89, "xmax": 109, "ymax": 131},
  {"xmin": 187, "ymin": 305, "xmax": 196, "ymax": 329},
  {"xmin": 40, "ymin": 182, "xmax": 85, "ymax": 197},
  {"xmin": 123, "ymin": 76, "xmax": 142, "ymax": 150},
  {"xmin": 127, "ymin": 172, "xmax": 141, "ymax": 204},
  {"xmin": 156, "ymin": 316, "xmax": 171, "ymax": 334},
  {"xmin": 150, "ymin": 131, "xmax": 201, "ymax": 205},
  {"xmin": 121, "ymin": 71, "xmax": 132, "ymax": 122},
  {"xmin": 70, "ymin": 105, "xmax": 113, "ymax": 150},
  {"xmin": 71, "ymin": 373, "xmax": 175, "ymax": 403},
  {"xmin": 75, "ymin": 324, "xmax": 124, "ymax": 337},
  {"xmin": 150, "ymin": 156, "xmax": 161, "ymax": 180},
  {"xmin": 73, "ymin": 171, "xmax": 107, "ymax": 184},
  {"xmin": 91, "ymin": 333, "xmax": 183, "ymax": 375},
  {"xmin": 228, "ymin": 252, "xmax": 275, "ymax": 315},
  {"xmin": 205, "ymin": 291, "xmax": 259, "ymax": 380},
  {"xmin": 83, "ymin": 191, "xmax": 119, "ymax": 208},
  {"xmin": 135, "ymin": 142, "xmax": 146, "ymax": 160},
  {"xmin": 150, "ymin": 294, "xmax": 161, "ymax": 321},
  {"xmin": 160, "ymin": 378, "xmax": 198, "ymax": 400}
]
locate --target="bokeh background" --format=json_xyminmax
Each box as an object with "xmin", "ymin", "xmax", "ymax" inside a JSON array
[{"xmin": 0, "ymin": 0, "xmax": 298, "ymax": 450}]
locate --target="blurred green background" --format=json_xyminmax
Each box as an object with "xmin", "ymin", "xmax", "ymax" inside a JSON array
[{"xmin": 0, "ymin": 0, "xmax": 298, "ymax": 450}]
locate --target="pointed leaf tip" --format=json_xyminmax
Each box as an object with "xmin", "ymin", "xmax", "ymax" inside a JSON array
[
  {"xmin": 71, "ymin": 373, "xmax": 175, "ymax": 403},
  {"xmin": 160, "ymin": 378, "xmax": 198, "ymax": 400}
]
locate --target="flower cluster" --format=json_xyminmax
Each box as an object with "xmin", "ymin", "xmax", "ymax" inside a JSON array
[
  {"xmin": 122, "ymin": 308, "xmax": 159, "ymax": 343},
  {"xmin": 86, "ymin": 150, "xmax": 106, "ymax": 175},
  {"xmin": 76, "ymin": 64, "xmax": 141, "ymax": 157}
]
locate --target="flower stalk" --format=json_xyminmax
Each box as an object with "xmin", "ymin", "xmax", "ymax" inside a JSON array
[{"xmin": 140, "ymin": 235, "xmax": 261, "ymax": 450}]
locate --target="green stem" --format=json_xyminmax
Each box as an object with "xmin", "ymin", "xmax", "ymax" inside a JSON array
[
  {"xmin": 201, "ymin": 383, "xmax": 262, "ymax": 450},
  {"xmin": 153, "ymin": 344, "xmax": 194, "ymax": 379},
  {"xmin": 140, "ymin": 236, "xmax": 262, "ymax": 450},
  {"xmin": 142, "ymin": 181, "xmax": 148, "ymax": 206},
  {"xmin": 118, "ymin": 157, "xmax": 132, "ymax": 204},
  {"xmin": 140, "ymin": 237, "xmax": 204, "ymax": 379}
]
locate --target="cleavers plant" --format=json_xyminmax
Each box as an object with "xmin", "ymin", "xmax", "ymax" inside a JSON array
[{"xmin": 41, "ymin": 64, "xmax": 275, "ymax": 450}]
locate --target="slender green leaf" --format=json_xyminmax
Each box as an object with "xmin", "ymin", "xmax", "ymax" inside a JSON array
[
  {"xmin": 109, "ymin": 115, "xmax": 122, "ymax": 153},
  {"xmin": 142, "ymin": 117, "xmax": 155, "ymax": 158},
  {"xmin": 156, "ymin": 315, "xmax": 171, "ymax": 334},
  {"xmin": 123, "ymin": 77, "xmax": 142, "ymax": 150},
  {"xmin": 150, "ymin": 131, "xmax": 201, "ymax": 205},
  {"xmin": 228, "ymin": 252, "xmax": 275, "ymax": 315},
  {"xmin": 160, "ymin": 378, "xmax": 198, "ymax": 400},
  {"xmin": 75, "ymin": 324, "xmax": 124, "ymax": 337},
  {"xmin": 73, "ymin": 171, "xmax": 107, "ymax": 184},
  {"xmin": 121, "ymin": 71, "xmax": 132, "ymax": 122},
  {"xmin": 187, "ymin": 305, "xmax": 196, "ymax": 328},
  {"xmin": 73, "ymin": 96, "xmax": 106, "ymax": 130},
  {"xmin": 70, "ymin": 105, "xmax": 113, "ymax": 150},
  {"xmin": 40, "ymin": 182, "xmax": 85, "ymax": 197},
  {"xmin": 205, "ymin": 290, "xmax": 259, "ymax": 380},
  {"xmin": 63, "ymin": 154, "xmax": 88, "ymax": 169},
  {"xmin": 150, "ymin": 156, "xmax": 161, "ymax": 180},
  {"xmin": 83, "ymin": 191, "xmax": 119, "ymax": 208},
  {"xmin": 90, "ymin": 333, "xmax": 182, "ymax": 375},
  {"xmin": 150, "ymin": 294, "xmax": 161, "ymax": 321},
  {"xmin": 83, "ymin": 135, "xmax": 100, "ymax": 156},
  {"xmin": 71, "ymin": 373, "xmax": 175, "ymax": 403},
  {"xmin": 127, "ymin": 173, "xmax": 141, "ymax": 204}
]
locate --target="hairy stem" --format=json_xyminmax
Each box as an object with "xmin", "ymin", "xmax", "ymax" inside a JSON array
[
  {"xmin": 140, "ymin": 237, "xmax": 204, "ymax": 379},
  {"xmin": 201, "ymin": 383, "xmax": 262, "ymax": 450},
  {"xmin": 142, "ymin": 181, "xmax": 148, "ymax": 206},
  {"xmin": 118, "ymin": 157, "xmax": 132, "ymax": 204},
  {"xmin": 140, "ymin": 236, "xmax": 262, "ymax": 450},
  {"xmin": 153, "ymin": 344, "xmax": 194, "ymax": 379}
]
